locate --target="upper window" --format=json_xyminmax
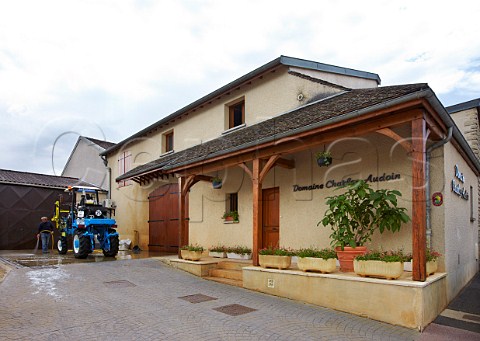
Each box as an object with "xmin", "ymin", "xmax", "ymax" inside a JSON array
[
  {"xmin": 229, "ymin": 100, "xmax": 245, "ymax": 129},
  {"xmin": 118, "ymin": 151, "xmax": 132, "ymax": 187},
  {"xmin": 164, "ymin": 131, "xmax": 174, "ymax": 153}
]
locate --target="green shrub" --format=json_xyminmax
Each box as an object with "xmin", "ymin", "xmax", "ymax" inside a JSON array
[{"xmin": 296, "ymin": 247, "xmax": 337, "ymax": 259}]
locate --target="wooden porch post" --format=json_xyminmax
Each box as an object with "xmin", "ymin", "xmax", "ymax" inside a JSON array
[
  {"xmin": 411, "ymin": 118, "xmax": 427, "ymax": 281},
  {"xmin": 178, "ymin": 176, "xmax": 188, "ymax": 258},
  {"xmin": 252, "ymin": 158, "xmax": 263, "ymax": 266}
]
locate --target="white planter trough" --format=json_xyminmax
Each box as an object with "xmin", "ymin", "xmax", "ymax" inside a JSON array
[
  {"xmin": 227, "ymin": 252, "xmax": 252, "ymax": 260},
  {"xmin": 209, "ymin": 251, "xmax": 226, "ymax": 258}
]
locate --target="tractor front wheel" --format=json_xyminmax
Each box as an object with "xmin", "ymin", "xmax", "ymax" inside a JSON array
[
  {"xmin": 73, "ymin": 231, "xmax": 91, "ymax": 259},
  {"xmin": 103, "ymin": 230, "xmax": 119, "ymax": 257},
  {"xmin": 57, "ymin": 237, "xmax": 68, "ymax": 254}
]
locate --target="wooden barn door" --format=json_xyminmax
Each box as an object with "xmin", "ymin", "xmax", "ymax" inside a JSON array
[
  {"xmin": 148, "ymin": 184, "xmax": 187, "ymax": 252},
  {"xmin": 262, "ymin": 187, "xmax": 279, "ymax": 248}
]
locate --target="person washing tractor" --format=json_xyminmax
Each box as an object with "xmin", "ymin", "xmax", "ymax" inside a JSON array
[{"xmin": 37, "ymin": 216, "xmax": 54, "ymax": 253}]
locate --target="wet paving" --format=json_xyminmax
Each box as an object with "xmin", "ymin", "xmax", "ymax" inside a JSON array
[{"xmin": 0, "ymin": 249, "xmax": 173, "ymax": 269}]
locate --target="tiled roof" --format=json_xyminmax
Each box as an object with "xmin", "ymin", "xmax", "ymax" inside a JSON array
[
  {"xmin": 0, "ymin": 169, "xmax": 94, "ymax": 189},
  {"xmin": 118, "ymin": 83, "xmax": 430, "ymax": 181},
  {"xmin": 84, "ymin": 137, "xmax": 116, "ymax": 150},
  {"xmin": 102, "ymin": 55, "xmax": 380, "ymax": 157}
]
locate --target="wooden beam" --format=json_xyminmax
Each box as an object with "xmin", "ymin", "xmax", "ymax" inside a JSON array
[
  {"xmin": 274, "ymin": 157, "xmax": 295, "ymax": 169},
  {"xmin": 178, "ymin": 176, "xmax": 187, "ymax": 258},
  {"xmin": 376, "ymin": 128, "xmax": 412, "ymax": 152},
  {"xmin": 252, "ymin": 158, "xmax": 262, "ymax": 266},
  {"xmin": 238, "ymin": 162, "xmax": 253, "ymax": 180},
  {"xmin": 259, "ymin": 155, "xmax": 280, "ymax": 183},
  {"xmin": 261, "ymin": 156, "xmax": 295, "ymax": 169},
  {"xmin": 194, "ymin": 175, "xmax": 214, "ymax": 183},
  {"xmin": 411, "ymin": 117, "xmax": 427, "ymax": 281}
]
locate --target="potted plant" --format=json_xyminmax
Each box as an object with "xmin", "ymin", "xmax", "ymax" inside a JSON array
[
  {"xmin": 425, "ymin": 248, "xmax": 441, "ymax": 275},
  {"xmin": 180, "ymin": 244, "xmax": 204, "ymax": 261},
  {"xmin": 296, "ymin": 247, "xmax": 337, "ymax": 273},
  {"xmin": 320, "ymin": 180, "xmax": 410, "ymax": 272},
  {"xmin": 212, "ymin": 177, "xmax": 222, "ymax": 189},
  {"xmin": 354, "ymin": 249, "xmax": 408, "ymax": 280},
  {"xmin": 222, "ymin": 211, "xmax": 239, "ymax": 223},
  {"xmin": 226, "ymin": 245, "xmax": 252, "ymax": 260},
  {"xmin": 315, "ymin": 151, "xmax": 332, "ymax": 167},
  {"xmin": 209, "ymin": 245, "xmax": 227, "ymax": 258},
  {"xmin": 258, "ymin": 246, "xmax": 294, "ymax": 269}
]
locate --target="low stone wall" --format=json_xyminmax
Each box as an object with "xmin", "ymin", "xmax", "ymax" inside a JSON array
[
  {"xmin": 242, "ymin": 266, "xmax": 447, "ymax": 330},
  {"xmin": 164, "ymin": 258, "xmax": 219, "ymax": 277}
]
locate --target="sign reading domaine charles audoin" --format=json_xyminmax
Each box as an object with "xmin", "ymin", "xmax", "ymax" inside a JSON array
[{"xmin": 292, "ymin": 173, "xmax": 401, "ymax": 192}]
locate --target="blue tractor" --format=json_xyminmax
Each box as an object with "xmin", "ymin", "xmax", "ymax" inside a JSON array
[{"xmin": 53, "ymin": 186, "xmax": 119, "ymax": 259}]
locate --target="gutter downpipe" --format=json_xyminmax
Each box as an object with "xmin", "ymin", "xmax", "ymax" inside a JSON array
[
  {"xmin": 426, "ymin": 126, "xmax": 453, "ymax": 248},
  {"xmin": 102, "ymin": 155, "xmax": 112, "ymax": 200}
]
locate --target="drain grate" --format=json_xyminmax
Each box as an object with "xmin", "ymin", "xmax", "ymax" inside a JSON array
[
  {"xmin": 104, "ymin": 280, "xmax": 136, "ymax": 288},
  {"xmin": 213, "ymin": 304, "xmax": 257, "ymax": 316},
  {"xmin": 178, "ymin": 293, "xmax": 218, "ymax": 304}
]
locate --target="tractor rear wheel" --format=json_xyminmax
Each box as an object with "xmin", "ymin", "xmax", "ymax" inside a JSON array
[
  {"xmin": 57, "ymin": 237, "xmax": 68, "ymax": 254},
  {"xmin": 103, "ymin": 230, "xmax": 119, "ymax": 257},
  {"xmin": 73, "ymin": 231, "xmax": 91, "ymax": 259}
]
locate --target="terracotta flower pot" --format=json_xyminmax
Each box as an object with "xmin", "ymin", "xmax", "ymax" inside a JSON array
[{"xmin": 335, "ymin": 246, "xmax": 368, "ymax": 272}]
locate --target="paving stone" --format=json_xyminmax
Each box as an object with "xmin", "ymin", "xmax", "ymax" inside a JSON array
[{"xmin": 0, "ymin": 258, "xmax": 420, "ymax": 340}]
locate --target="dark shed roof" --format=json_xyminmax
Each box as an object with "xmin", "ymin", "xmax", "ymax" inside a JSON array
[
  {"xmin": 0, "ymin": 169, "xmax": 94, "ymax": 189},
  {"xmin": 102, "ymin": 56, "xmax": 380, "ymax": 157},
  {"xmin": 117, "ymin": 83, "xmax": 430, "ymax": 181},
  {"xmin": 84, "ymin": 137, "xmax": 116, "ymax": 150}
]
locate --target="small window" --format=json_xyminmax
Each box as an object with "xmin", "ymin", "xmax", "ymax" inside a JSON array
[
  {"xmin": 164, "ymin": 131, "xmax": 174, "ymax": 153},
  {"xmin": 229, "ymin": 101, "xmax": 245, "ymax": 128},
  {"xmin": 118, "ymin": 151, "xmax": 132, "ymax": 187},
  {"xmin": 227, "ymin": 193, "xmax": 238, "ymax": 213}
]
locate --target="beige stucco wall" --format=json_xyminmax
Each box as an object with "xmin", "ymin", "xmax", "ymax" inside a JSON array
[
  {"xmin": 442, "ymin": 143, "xmax": 479, "ymax": 301},
  {"xmin": 108, "ymin": 65, "xmax": 375, "ymax": 247},
  {"xmin": 289, "ymin": 66, "xmax": 379, "ymax": 89},
  {"xmin": 62, "ymin": 138, "xmax": 109, "ymax": 189},
  {"xmin": 243, "ymin": 268, "xmax": 447, "ymax": 330},
  {"xmin": 189, "ymin": 130, "xmax": 415, "ymax": 252}
]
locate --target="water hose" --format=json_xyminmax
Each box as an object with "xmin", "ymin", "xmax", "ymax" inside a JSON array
[{"xmin": 38, "ymin": 230, "xmax": 55, "ymax": 251}]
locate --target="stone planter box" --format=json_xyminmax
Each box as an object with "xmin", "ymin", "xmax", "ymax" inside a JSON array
[
  {"xmin": 427, "ymin": 260, "xmax": 438, "ymax": 275},
  {"xmin": 406, "ymin": 260, "xmax": 438, "ymax": 275},
  {"xmin": 353, "ymin": 260, "xmax": 404, "ymax": 280},
  {"xmin": 209, "ymin": 251, "xmax": 226, "ymax": 258},
  {"xmin": 297, "ymin": 257, "xmax": 337, "ymax": 273},
  {"xmin": 181, "ymin": 250, "xmax": 203, "ymax": 261},
  {"xmin": 227, "ymin": 252, "xmax": 252, "ymax": 260},
  {"xmin": 259, "ymin": 255, "xmax": 292, "ymax": 269}
]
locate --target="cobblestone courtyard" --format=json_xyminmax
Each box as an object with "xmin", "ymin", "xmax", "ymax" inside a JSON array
[{"xmin": 0, "ymin": 258, "xmax": 419, "ymax": 340}]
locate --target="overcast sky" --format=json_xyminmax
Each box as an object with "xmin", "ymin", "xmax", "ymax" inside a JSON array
[{"xmin": 1, "ymin": 0, "xmax": 479, "ymax": 176}]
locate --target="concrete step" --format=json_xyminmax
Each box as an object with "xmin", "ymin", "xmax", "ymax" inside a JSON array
[
  {"xmin": 217, "ymin": 261, "xmax": 251, "ymax": 270},
  {"xmin": 203, "ymin": 276, "xmax": 243, "ymax": 287},
  {"xmin": 209, "ymin": 268, "xmax": 243, "ymax": 281}
]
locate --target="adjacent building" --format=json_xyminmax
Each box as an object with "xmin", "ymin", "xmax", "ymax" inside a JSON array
[
  {"xmin": 0, "ymin": 169, "xmax": 92, "ymax": 249},
  {"xmin": 62, "ymin": 136, "xmax": 115, "ymax": 190}
]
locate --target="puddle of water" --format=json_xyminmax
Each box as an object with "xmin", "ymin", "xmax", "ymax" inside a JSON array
[
  {"xmin": 0, "ymin": 250, "xmax": 173, "ymax": 268},
  {"xmin": 26, "ymin": 267, "xmax": 70, "ymax": 299}
]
